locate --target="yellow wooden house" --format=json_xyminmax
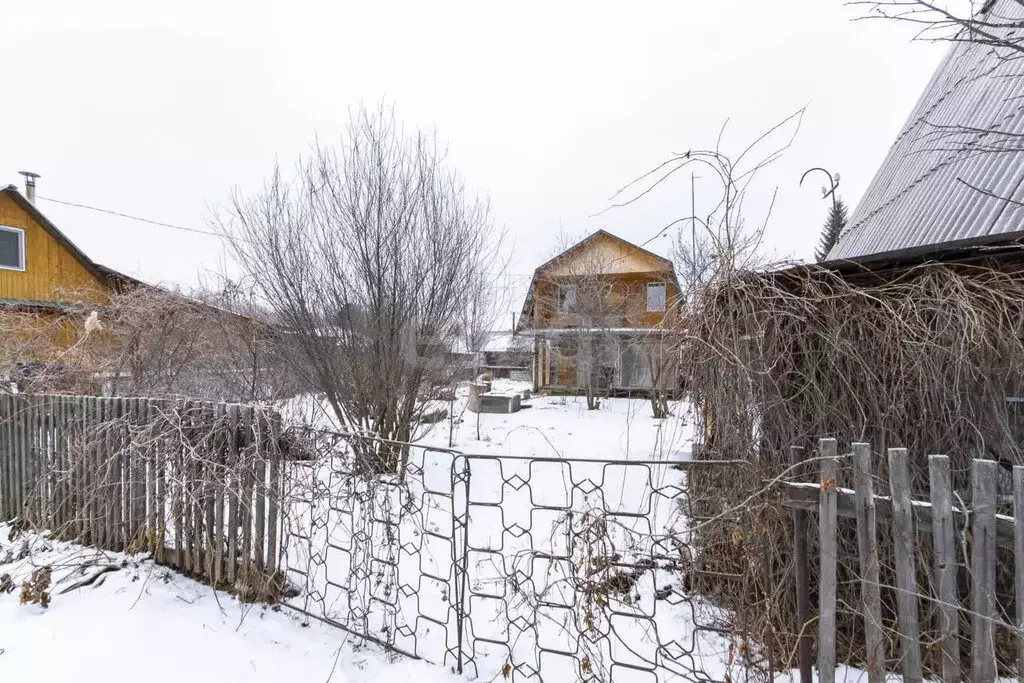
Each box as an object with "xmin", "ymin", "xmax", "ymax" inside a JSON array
[{"xmin": 0, "ymin": 183, "xmax": 141, "ymax": 369}]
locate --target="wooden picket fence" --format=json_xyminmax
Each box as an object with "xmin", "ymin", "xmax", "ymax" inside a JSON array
[
  {"xmin": 0, "ymin": 393, "xmax": 285, "ymax": 590},
  {"xmin": 784, "ymin": 439, "xmax": 1024, "ymax": 683}
]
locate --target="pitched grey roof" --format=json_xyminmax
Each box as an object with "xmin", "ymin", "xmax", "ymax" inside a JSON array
[{"xmin": 828, "ymin": 0, "xmax": 1024, "ymax": 262}]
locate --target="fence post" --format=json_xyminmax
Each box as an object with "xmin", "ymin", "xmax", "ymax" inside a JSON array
[
  {"xmin": 450, "ymin": 454, "xmax": 471, "ymax": 674},
  {"xmin": 852, "ymin": 442, "xmax": 884, "ymax": 683},
  {"xmin": 971, "ymin": 459, "xmax": 998, "ymax": 682},
  {"xmin": 817, "ymin": 438, "xmax": 838, "ymax": 683},
  {"xmin": 266, "ymin": 410, "xmax": 281, "ymax": 575},
  {"xmin": 928, "ymin": 454, "xmax": 961, "ymax": 683},
  {"xmin": 1014, "ymin": 465, "xmax": 1024, "ymax": 683},
  {"xmin": 790, "ymin": 445, "xmax": 812, "ymax": 683},
  {"xmin": 887, "ymin": 448, "xmax": 922, "ymax": 682},
  {"xmin": 226, "ymin": 403, "xmax": 240, "ymax": 586},
  {"xmin": 0, "ymin": 394, "xmax": 10, "ymax": 520}
]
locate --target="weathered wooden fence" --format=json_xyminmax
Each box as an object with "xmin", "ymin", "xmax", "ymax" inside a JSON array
[
  {"xmin": 784, "ymin": 439, "xmax": 1024, "ymax": 682},
  {"xmin": 0, "ymin": 393, "xmax": 285, "ymax": 592}
]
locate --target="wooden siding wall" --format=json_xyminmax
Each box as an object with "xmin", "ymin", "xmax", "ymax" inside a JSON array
[
  {"xmin": 532, "ymin": 272, "xmax": 680, "ymax": 330},
  {"xmin": 0, "ymin": 310, "xmax": 83, "ymax": 361},
  {"xmin": 0, "ymin": 194, "xmax": 108, "ymax": 304},
  {"xmin": 543, "ymin": 233, "xmax": 669, "ymax": 277}
]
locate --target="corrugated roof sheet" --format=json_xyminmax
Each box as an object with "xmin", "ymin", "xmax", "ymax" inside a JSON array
[{"xmin": 828, "ymin": 0, "xmax": 1024, "ymax": 262}]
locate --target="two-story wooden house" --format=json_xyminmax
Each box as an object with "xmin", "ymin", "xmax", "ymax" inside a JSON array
[{"xmin": 515, "ymin": 230, "xmax": 680, "ymax": 395}]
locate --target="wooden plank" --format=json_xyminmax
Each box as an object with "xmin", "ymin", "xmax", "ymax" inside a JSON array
[
  {"xmin": 213, "ymin": 402, "xmax": 226, "ymax": 586},
  {"xmin": 93, "ymin": 397, "xmax": 105, "ymax": 550},
  {"xmin": 190, "ymin": 401, "xmax": 204, "ymax": 577},
  {"xmin": 90, "ymin": 396, "xmax": 101, "ymax": 547},
  {"xmin": 47, "ymin": 395, "xmax": 58, "ymax": 532},
  {"xmin": 132, "ymin": 397, "xmax": 145, "ymax": 550},
  {"xmin": 31, "ymin": 395, "xmax": 42, "ymax": 526},
  {"xmin": 1014, "ymin": 465, "xmax": 1024, "ymax": 683},
  {"xmin": 24, "ymin": 395, "xmax": 36, "ymax": 526},
  {"xmin": 18, "ymin": 395, "xmax": 29, "ymax": 523},
  {"xmin": 154, "ymin": 399, "xmax": 167, "ymax": 565},
  {"xmin": 781, "ymin": 483, "xmax": 1018, "ymax": 547},
  {"xmin": 226, "ymin": 404, "xmax": 240, "ymax": 585},
  {"xmin": 77, "ymin": 396, "xmax": 88, "ymax": 543},
  {"xmin": 253, "ymin": 410, "xmax": 267, "ymax": 573},
  {"xmin": 790, "ymin": 445, "xmax": 812, "ymax": 683},
  {"xmin": 0, "ymin": 394, "xmax": 8, "ymax": 520},
  {"xmin": 61, "ymin": 396, "xmax": 72, "ymax": 536},
  {"xmin": 174, "ymin": 401, "xmax": 185, "ymax": 570},
  {"xmin": 46, "ymin": 396, "xmax": 56, "ymax": 532},
  {"xmin": 970, "ymin": 458, "xmax": 998, "ymax": 683},
  {"xmin": 266, "ymin": 410, "xmax": 281, "ymax": 575},
  {"xmin": 240, "ymin": 406, "xmax": 255, "ymax": 583},
  {"xmin": 0, "ymin": 394, "xmax": 11, "ymax": 520},
  {"xmin": 69, "ymin": 396, "xmax": 79, "ymax": 541},
  {"xmin": 53, "ymin": 396, "xmax": 64, "ymax": 533},
  {"xmin": 13, "ymin": 394, "xmax": 23, "ymax": 521},
  {"xmin": 203, "ymin": 402, "xmax": 217, "ymax": 582},
  {"xmin": 887, "ymin": 448, "xmax": 922, "ymax": 682},
  {"xmin": 852, "ymin": 442, "xmax": 884, "ymax": 683},
  {"xmin": 14, "ymin": 393, "xmax": 25, "ymax": 523},
  {"xmin": 113, "ymin": 398, "xmax": 126, "ymax": 551},
  {"xmin": 1, "ymin": 394, "xmax": 12, "ymax": 520},
  {"xmin": 817, "ymin": 438, "xmax": 838, "ymax": 683},
  {"xmin": 36, "ymin": 395, "xmax": 48, "ymax": 531}
]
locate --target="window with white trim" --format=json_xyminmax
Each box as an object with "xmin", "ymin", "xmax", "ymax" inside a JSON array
[
  {"xmin": 0, "ymin": 225, "xmax": 25, "ymax": 271},
  {"xmin": 557, "ymin": 284, "xmax": 577, "ymax": 313},
  {"xmin": 646, "ymin": 282, "xmax": 666, "ymax": 312}
]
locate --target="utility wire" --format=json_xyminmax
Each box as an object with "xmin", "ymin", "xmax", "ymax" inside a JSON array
[
  {"xmin": 37, "ymin": 196, "xmax": 222, "ymax": 238},
  {"xmin": 36, "ymin": 194, "xmax": 539, "ymax": 279}
]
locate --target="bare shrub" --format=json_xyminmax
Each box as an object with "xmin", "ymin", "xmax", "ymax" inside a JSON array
[
  {"xmin": 215, "ymin": 104, "xmax": 504, "ymax": 474},
  {"xmin": 0, "ymin": 283, "xmax": 291, "ymax": 403},
  {"xmin": 683, "ymin": 261, "xmax": 1024, "ymax": 673}
]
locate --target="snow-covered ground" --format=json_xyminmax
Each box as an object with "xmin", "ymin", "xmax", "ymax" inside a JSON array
[
  {"xmin": 0, "ymin": 527, "xmax": 460, "ymax": 683},
  {"xmin": 425, "ymin": 382, "xmax": 695, "ymax": 460},
  {"xmin": 1, "ymin": 389, "xmax": 896, "ymax": 682}
]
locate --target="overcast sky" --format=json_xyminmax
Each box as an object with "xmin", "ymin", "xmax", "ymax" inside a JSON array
[{"xmin": 1, "ymin": 1, "xmax": 945, "ymax": 318}]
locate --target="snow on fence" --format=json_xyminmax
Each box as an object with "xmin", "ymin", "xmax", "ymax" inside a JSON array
[
  {"xmin": 0, "ymin": 393, "xmax": 285, "ymax": 595},
  {"xmin": 783, "ymin": 438, "xmax": 1024, "ymax": 682}
]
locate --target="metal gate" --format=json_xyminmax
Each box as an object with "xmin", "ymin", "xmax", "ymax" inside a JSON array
[{"xmin": 279, "ymin": 428, "xmax": 761, "ymax": 682}]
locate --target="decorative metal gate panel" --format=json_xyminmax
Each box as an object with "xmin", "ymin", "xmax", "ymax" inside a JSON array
[{"xmin": 280, "ymin": 429, "xmax": 761, "ymax": 682}]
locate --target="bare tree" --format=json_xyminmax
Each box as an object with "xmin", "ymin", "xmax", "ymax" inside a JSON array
[
  {"xmin": 460, "ymin": 265, "xmax": 511, "ymax": 379},
  {"xmin": 214, "ymin": 104, "xmax": 503, "ymax": 474},
  {"xmin": 604, "ymin": 110, "xmax": 805, "ymax": 435},
  {"xmin": 850, "ymin": 0, "xmax": 1024, "ymax": 54}
]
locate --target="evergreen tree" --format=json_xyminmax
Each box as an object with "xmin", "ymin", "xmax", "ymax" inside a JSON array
[{"xmin": 815, "ymin": 197, "xmax": 848, "ymax": 262}]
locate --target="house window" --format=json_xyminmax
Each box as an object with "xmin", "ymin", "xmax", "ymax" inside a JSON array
[
  {"xmin": 647, "ymin": 282, "xmax": 666, "ymax": 312},
  {"xmin": 557, "ymin": 284, "xmax": 577, "ymax": 312},
  {"xmin": 0, "ymin": 225, "xmax": 25, "ymax": 271}
]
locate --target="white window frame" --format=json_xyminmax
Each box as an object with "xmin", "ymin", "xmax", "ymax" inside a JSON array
[
  {"xmin": 557, "ymin": 284, "xmax": 577, "ymax": 313},
  {"xmin": 0, "ymin": 225, "xmax": 26, "ymax": 272},
  {"xmin": 646, "ymin": 282, "xmax": 666, "ymax": 312}
]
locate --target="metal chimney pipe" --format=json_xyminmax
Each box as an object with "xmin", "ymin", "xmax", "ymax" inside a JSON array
[{"xmin": 18, "ymin": 171, "xmax": 40, "ymax": 204}]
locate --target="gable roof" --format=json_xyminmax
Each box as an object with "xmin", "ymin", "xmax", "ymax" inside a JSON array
[
  {"xmin": 515, "ymin": 229, "xmax": 678, "ymax": 333},
  {"xmin": 827, "ymin": 0, "xmax": 1024, "ymax": 263},
  {"xmin": 0, "ymin": 185, "xmax": 153, "ymax": 295},
  {"xmin": 535, "ymin": 229, "xmax": 674, "ymax": 274}
]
